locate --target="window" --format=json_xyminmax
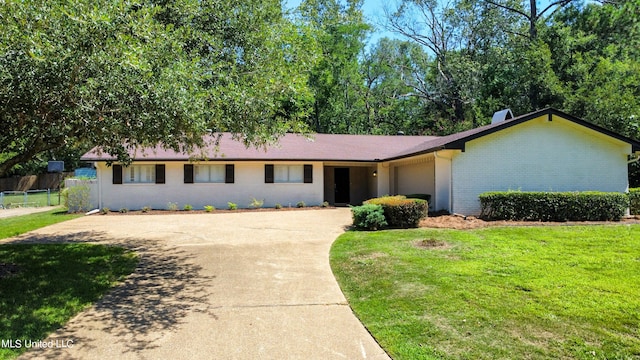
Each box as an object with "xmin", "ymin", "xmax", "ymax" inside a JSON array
[
  {"xmin": 275, "ymin": 165, "xmax": 304, "ymax": 183},
  {"xmin": 265, "ymin": 164, "xmax": 311, "ymax": 183},
  {"xmin": 113, "ymin": 164, "xmax": 164, "ymax": 184},
  {"xmin": 195, "ymin": 165, "xmax": 225, "ymax": 183},
  {"xmin": 185, "ymin": 164, "xmax": 234, "ymax": 183},
  {"xmin": 124, "ymin": 165, "xmax": 155, "ymax": 183}
]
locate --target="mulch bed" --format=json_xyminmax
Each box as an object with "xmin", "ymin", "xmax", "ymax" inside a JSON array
[
  {"xmin": 97, "ymin": 206, "xmax": 334, "ymax": 216},
  {"xmin": 420, "ymin": 214, "xmax": 640, "ymax": 230}
]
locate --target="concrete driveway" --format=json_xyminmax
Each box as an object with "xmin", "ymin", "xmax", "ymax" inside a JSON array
[{"xmin": 10, "ymin": 208, "xmax": 390, "ymax": 360}]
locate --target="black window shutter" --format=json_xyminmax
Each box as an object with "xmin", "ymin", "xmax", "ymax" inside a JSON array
[
  {"xmin": 155, "ymin": 164, "xmax": 166, "ymax": 184},
  {"xmin": 304, "ymin": 164, "xmax": 313, "ymax": 183},
  {"xmin": 112, "ymin": 165, "xmax": 123, "ymax": 184},
  {"xmin": 265, "ymin": 164, "xmax": 274, "ymax": 183},
  {"xmin": 184, "ymin": 164, "xmax": 194, "ymax": 184},
  {"xmin": 225, "ymin": 164, "xmax": 235, "ymax": 183}
]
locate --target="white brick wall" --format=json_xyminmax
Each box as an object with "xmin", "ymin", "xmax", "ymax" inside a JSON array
[
  {"xmin": 94, "ymin": 161, "xmax": 324, "ymax": 210},
  {"xmin": 451, "ymin": 115, "xmax": 631, "ymax": 215}
]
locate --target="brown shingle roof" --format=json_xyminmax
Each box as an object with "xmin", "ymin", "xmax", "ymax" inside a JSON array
[
  {"xmin": 81, "ymin": 108, "xmax": 640, "ymax": 163},
  {"xmin": 81, "ymin": 133, "xmax": 438, "ymax": 162}
]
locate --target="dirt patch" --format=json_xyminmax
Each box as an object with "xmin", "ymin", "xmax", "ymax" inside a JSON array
[
  {"xmin": 420, "ymin": 214, "xmax": 640, "ymax": 230},
  {"xmin": 0, "ymin": 263, "xmax": 20, "ymax": 278},
  {"xmin": 353, "ymin": 252, "xmax": 388, "ymax": 265},
  {"xmin": 414, "ymin": 238, "xmax": 452, "ymax": 250},
  {"xmin": 354, "ymin": 252, "xmax": 388, "ymax": 260}
]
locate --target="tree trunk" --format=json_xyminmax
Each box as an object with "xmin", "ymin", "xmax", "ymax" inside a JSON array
[{"xmin": 529, "ymin": 0, "xmax": 538, "ymax": 40}]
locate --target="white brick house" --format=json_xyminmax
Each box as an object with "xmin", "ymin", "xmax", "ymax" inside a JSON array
[{"xmin": 81, "ymin": 108, "xmax": 640, "ymax": 215}]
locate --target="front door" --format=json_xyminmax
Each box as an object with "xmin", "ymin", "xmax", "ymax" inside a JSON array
[{"xmin": 334, "ymin": 168, "xmax": 350, "ymax": 204}]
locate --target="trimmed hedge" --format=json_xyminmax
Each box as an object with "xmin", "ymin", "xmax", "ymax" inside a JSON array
[
  {"xmin": 351, "ymin": 204, "xmax": 387, "ymax": 230},
  {"xmin": 479, "ymin": 191, "xmax": 628, "ymax": 221},
  {"xmin": 364, "ymin": 195, "xmax": 428, "ymax": 228},
  {"xmin": 404, "ymin": 193, "xmax": 431, "ymax": 203},
  {"xmin": 629, "ymin": 188, "xmax": 640, "ymax": 215}
]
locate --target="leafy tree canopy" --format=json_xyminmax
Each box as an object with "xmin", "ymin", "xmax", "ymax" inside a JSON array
[{"xmin": 0, "ymin": 0, "xmax": 316, "ymax": 176}]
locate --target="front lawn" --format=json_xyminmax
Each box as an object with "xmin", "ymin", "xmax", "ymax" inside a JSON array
[
  {"xmin": 0, "ymin": 243, "xmax": 138, "ymax": 359},
  {"xmin": 331, "ymin": 226, "xmax": 640, "ymax": 359},
  {"xmin": 0, "ymin": 210, "xmax": 136, "ymax": 359}
]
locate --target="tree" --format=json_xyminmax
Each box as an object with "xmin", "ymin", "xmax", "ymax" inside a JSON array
[
  {"xmin": 0, "ymin": 0, "xmax": 315, "ymax": 177},
  {"xmin": 387, "ymin": 0, "xmax": 509, "ymax": 131},
  {"xmin": 484, "ymin": 0, "xmax": 576, "ymax": 40},
  {"xmin": 542, "ymin": 0, "xmax": 640, "ymax": 134},
  {"xmin": 360, "ymin": 38, "xmax": 429, "ymax": 134},
  {"xmin": 296, "ymin": 0, "xmax": 371, "ymax": 133},
  {"xmin": 385, "ymin": 0, "xmax": 571, "ymax": 124}
]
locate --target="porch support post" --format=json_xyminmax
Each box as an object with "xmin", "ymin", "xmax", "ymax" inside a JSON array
[
  {"xmin": 434, "ymin": 151, "xmax": 454, "ymax": 212},
  {"xmin": 375, "ymin": 162, "xmax": 390, "ymax": 197}
]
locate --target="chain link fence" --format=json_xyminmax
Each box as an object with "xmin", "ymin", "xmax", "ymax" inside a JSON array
[{"xmin": 0, "ymin": 189, "xmax": 61, "ymax": 209}]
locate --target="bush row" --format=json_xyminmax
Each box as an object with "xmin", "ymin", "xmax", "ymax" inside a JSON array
[
  {"xmin": 351, "ymin": 196, "xmax": 428, "ymax": 230},
  {"xmin": 479, "ymin": 191, "xmax": 628, "ymax": 221}
]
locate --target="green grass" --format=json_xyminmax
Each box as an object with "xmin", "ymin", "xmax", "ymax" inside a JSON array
[
  {"xmin": 0, "ymin": 209, "xmax": 81, "ymax": 240},
  {"xmin": 0, "ymin": 209, "xmax": 129, "ymax": 359},
  {"xmin": 0, "ymin": 243, "xmax": 138, "ymax": 359},
  {"xmin": 1, "ymin": 191, "xmax": 61, "ymax": 207},
  {"xmin": 331, "ymin": 226, "xmax": 640, "ymax": 359}
]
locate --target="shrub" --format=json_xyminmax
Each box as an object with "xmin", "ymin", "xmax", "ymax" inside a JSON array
[
  {"xmin": 274, "ymin": 203, "xmax": 283, "ymax": 209},
  {"xmin": 479, "ymin": 191, "xmax": 628, "ymax": 221},
  {"xmin": 322, "ymin": 201, "xmax": 330, "ymax": 208},
  {"xmin": 100, "ymin": 207, "xmax": 110, "ymax": 215},
  {"xmin": 351, "ymin": 204, "xmax": 387, "ymax": 230},
  {"xmin": 183, "ymin": 204, "xmax": 193, "ymax": 211},
  {"xmin": 167, "ymin": 202, "xmax": 178, "ymax": 211},
  {"xmin": 142, "ymin": 206, "xmax": 151, "ymax": 213},
  {"xmin": 228, "ymin": 202, "xmax": 238, "ymax": 210},
  {"xmin": 119, "ymin": 208, "xmax": 129, "ymax": 213},
  {"xmin": 62, "ymin": 185, "xmax": 91, "ymax": 213},
  {"xmin": 249, "ymin": 198, "xmax": 264, "ymax": 208},
  {"xmin": 364, "ymin": 195, "xmax": 428, "ymax": 228},
  {"xmin": 296, "ymin": 201, "xmax": 306, "ymax": 208},
  {"xmin": 629, "ymin": 188, "xmax": 640, "ymax": 215},
  {"xmin": 204, "ymin": 205, "xmax": 215, "ymax": 212}
]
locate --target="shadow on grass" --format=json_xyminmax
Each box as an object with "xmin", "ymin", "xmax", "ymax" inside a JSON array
[{"xmin": 4, "ymin": 230, "xmax": 217, "ymax": 358}]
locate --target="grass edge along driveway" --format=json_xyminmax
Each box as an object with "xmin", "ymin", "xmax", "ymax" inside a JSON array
[
  {"xmin": 0, "ymin": 208, "xmax": 81, "ymax": 240},
  {"xmin": 330, "ymin": 225, "xmax": 640, "ymax": 359},
  {"xmin": 0, "ymin": 210, "xmax": 138, "ymax": 360}
]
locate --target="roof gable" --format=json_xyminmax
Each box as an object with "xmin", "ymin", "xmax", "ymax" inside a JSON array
[{"xmin": 387, "ymin": 108, "xmax": 640, "ymax": 160}]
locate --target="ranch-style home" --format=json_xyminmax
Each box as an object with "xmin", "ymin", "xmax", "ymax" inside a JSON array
[{"xmin": 80, "ymin": 108, "xmax": 640, "ymax": 215}]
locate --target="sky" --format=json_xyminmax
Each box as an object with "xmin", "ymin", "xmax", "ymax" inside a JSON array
[
  {"xmin": 285, "ymin": 0, "xmax": 561, "ymax": 48},
  {"xmin": 285, "ymin": 0, "xmax": 399, "ymax": 46}
]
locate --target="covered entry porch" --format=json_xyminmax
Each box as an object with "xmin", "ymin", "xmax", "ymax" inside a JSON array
[
  {"xmin": 323, "ymin": 163, "xmax": 378, "ymax": 206},
  {"xmin": 321, "ymin": 153, "xmax": 452, "ymax": 210}
]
